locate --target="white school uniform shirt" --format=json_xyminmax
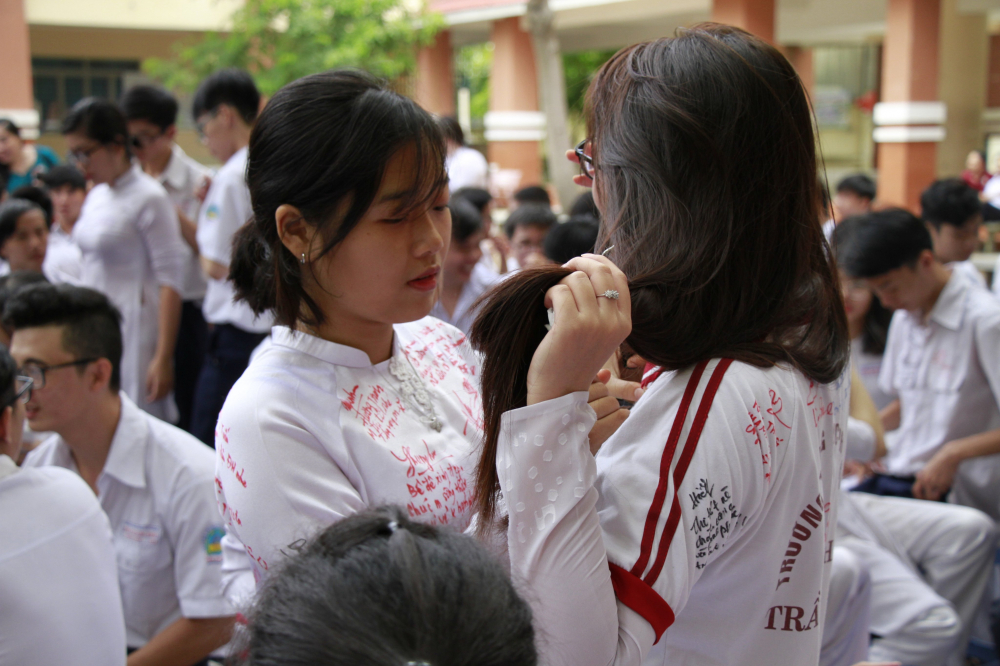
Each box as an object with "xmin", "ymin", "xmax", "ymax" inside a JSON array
[
  {"xmin": 73, "ymin": 166, "xmax": 187, "ymax": 422},
  {"xmin": 214, "ymin": 318, "xmax": 482, "ymax": 587},
  {"xmin": 21, "ymin": 394, "xmax": 233, "ymax": 649},
  {"xmin": 446, "ymin": 145, "xmax": 489, "ymax": 192},
  {"xmin": 430, "ymin": 262, "xmax": 502, "ymax": 336},
  {"xmin": 850, "ymin": 338, "xmax": 894, "ymax": 412},
  {"xmin": 196, "ymin": 147, "xmax": 271, "ymax": 333},
  {"xmin": 496, "ymin": 358, "xmax": 849, "ymax": 666},
  {"xmin": 41, "ymin": 223, "xmax": 82, "ymax": 284},
  {"xmin": 879, "ymin": 271, "xmax": 1000, "ymax": 518},
  {"xmin": 153, "ymin": 144, "xmax": 212, "ymax": 302},
  {"xmin": 949, "ymin": 259, "xmax": 986, "ymax": 290},
  {"xmin": 0, "ymin": 454, "xmax": 126, "ymax": 666}
]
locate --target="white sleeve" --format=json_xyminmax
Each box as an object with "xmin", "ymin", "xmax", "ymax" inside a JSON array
[
  {"xmin": 220, "ymin": 529, "xmax": 258, "ymax": 611},
  {"xmin": 845, "ymin": 417, "xmax": 876, "ymax": 462},
  {"xmin": 496, "ymin": 392, "xmax": 635, "ymax": 666},
  {"xmin": 878, "ymin": 311, "xmax": 904, "ymax": 396},
  {"xmin": 974, "ymin": 309, "xmax": 1000, "ymax": 413},
  {"xmin": 993, "ymin": 256, "xmax": 1000, "ymax": 298},
  {"xmin": 137, "ymin": 192, "xmax": 186, "ymax": 293},
  {"xmin": 214, "ymin": 378, "xmax": 367, "ymax": 582},
  {"xmin": 198, "ymin": 174, "xmax": 251, "ymax": 267}
]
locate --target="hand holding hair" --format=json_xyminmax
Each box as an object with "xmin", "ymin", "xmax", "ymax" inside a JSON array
[
  {"xmin": 526, "ymin": 254, "xmax": 631, "ymax": 406},
  {"xmin": 588, "ymin": 368, "xmax": 630, "ymax": 454}
]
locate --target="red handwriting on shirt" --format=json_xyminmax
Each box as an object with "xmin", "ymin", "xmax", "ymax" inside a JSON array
[
  {"xmin": 217, "ymin": 441, "xmax": 247, "ymax": 488},
  {"xmin": 244, "ymin": 544, "xmax": 268, "ymax": 572},
  {"xmin": 214, "ymin": 477, "xmax": 243, "ymax": 528},
  {"xmin": 454, "ymin": 377, "xmax": 484, "ymax": 436},
  {"xmin": 405, "ymin": 461, "xmax": 472, "ymax": 527},
  {"xmin": 391, "ymin": 440, "xmax": 453, "ymax": 478},
  {"xmin": 768, "ymin": 389, "xmax": 791, "ymax": 429},
  {"xmin": 343, "ymin": 384, "xmax": 407, "ymax": 442},
  {"xmin": 746, "ymin": 402, "xmax": 776, "ymax": 480},
  {"xmin": 806, "ymin": 381, "xmax": 834, "ymax": 427},
  {"xmin": 403, "ymin": 328, "xmax": 475, "ymax": 387}
]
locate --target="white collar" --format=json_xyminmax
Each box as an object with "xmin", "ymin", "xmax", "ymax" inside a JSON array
[{"xmin": 271, "ymin": 326, "xmax": 400, "ymax": 369}]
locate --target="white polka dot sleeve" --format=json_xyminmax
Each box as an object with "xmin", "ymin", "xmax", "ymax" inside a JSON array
[{"xmin": 496, "ymin": 392, "xmax": 652, "ymax": 666}]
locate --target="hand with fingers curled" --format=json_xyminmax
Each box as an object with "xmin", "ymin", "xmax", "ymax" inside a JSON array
[{"xmin": 526, "ymin": 254, "xmax": 632, "ymax": 406}]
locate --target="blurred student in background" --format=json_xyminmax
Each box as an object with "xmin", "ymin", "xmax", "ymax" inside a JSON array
[
  {"xmin": 0, "ymin": 199, "xmax": 47, "ymax": 275},
  {"xmin": 920, "ymin": 178, "xmax": 986, "ymax": 290},
  {"xmin": 0, "ymin": 119, "xmax": 59, "ymax": 194},
  {"xmin": 39, "ymin": 165, "xmax": 85, "ymax": 284},
  {"xmin": 503, "ymin": 203, "xmax": 556, "ymax": 271},
  {"xmin": 439, "ymin": 116, "xmax": 488, "ymax": 193},
  {"xmin": 431, "ymin": 197, "xmax": 499, "ymax": 336},
  {"xmin": 121, "ymin": 84, "xmax": 213, "ymax": 433}
]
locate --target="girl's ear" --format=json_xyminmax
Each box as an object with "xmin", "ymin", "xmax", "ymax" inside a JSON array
[{"xmin": 276, "ymin": 204, "xmax": 316, "ymax": 262}]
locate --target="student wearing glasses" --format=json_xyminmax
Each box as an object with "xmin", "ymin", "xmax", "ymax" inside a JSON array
[
  {"xmin": 61, "ymin": 97, "xmax": 186, "ymax": 424},
  {"xmin": 189, "ymin": 70, "xmax": 272, "ymax": 446},
  {"xmin": 9, "ymin": 283, "xmax": 235, "ymax": 665},
  {"xmin": 121, "ymin": 85, "xmax": 213, "ymax": 433},
  {"xmin": 0, "ymin": 343, "xmax": 129, "ymax": 665}
]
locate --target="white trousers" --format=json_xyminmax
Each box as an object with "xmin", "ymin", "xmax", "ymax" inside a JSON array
[
  {"xmin": 836, "ymin": 493, "xmax": 996, "ymax": 666},
  {"xmin": 821, "ymin": 546, "xmax": 872, "ymax": 666}
]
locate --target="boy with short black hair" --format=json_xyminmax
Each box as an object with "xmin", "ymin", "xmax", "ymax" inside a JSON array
[
  {"xmin": 835, "ymin": 173, "xmax": 877, "ymax": 220},
  {"xmin": 512, "ymin": 184, "xmax": 551, "ymax": 210},
  {"xmin": 121, "ymin": 84, "xmax": 213, "ymax": 433},
  {"xmin": 8, "ymin": 282, "xmax": 235, "ymax": 664},
  {"xmin": 543, "ymin": 215, "xmax": 599, "ymax": 265},
  {"xmin": 503, "ymin": 203, "xmax": 557, "ymax": 270},
  {"xmin": 439, "ymin": 116, "xmax": 488, "ymax": 192},
  {"xmin": 190, "ymin": 70, "xmax": 271, "ymax": 445},
  {"xmin": 920, "ymin": 178, "xmax": 985, "ymax": 289},
  {"xmin": 837, "ymin": 209, "xmax": 1000, "ymax": 517},
  {"xmin": 38, "ymin": 165, "xmax": 85, "ymax": 283},
  {"xmin": 430, "ymin": 197, "xmax": 499, "ymax": 336}
]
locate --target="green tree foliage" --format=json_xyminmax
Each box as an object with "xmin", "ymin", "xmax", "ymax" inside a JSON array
[
  {"xmin": 144, "ymin": 0, "xmax": 445, "ymax": 95},
  {"xmin": 454, "ymin": 43, "xmax": 493, "ymax": 121},
  {"xmin": 563, "ymin": 48, "xmax": 618, "ymax": 115}
]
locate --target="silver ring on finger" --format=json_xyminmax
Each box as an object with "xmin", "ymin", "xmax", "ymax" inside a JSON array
[{"xmin": 599, "ymin": 289, "xmax": 620, "ymax": 300}]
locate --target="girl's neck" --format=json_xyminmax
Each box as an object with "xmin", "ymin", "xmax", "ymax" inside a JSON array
[
  {"xmin": 439, "ymin": 277, "xmax": 464, "ymax": 317},
  {"xmin": 12, "ymin": 144, "xmax": 36, "ymax": 175},
  {"xmin": 302, "ymin": 317, "xmax": 396, "ymax": 365}
]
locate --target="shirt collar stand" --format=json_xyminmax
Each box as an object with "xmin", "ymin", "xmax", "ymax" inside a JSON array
[
  {"xmin": 927, "ymin": 272, "xmax": 967, "ymax": 331},
  {"xmin": 100, "ymin": 394, "xmax": 150, "ymax": 489},
  {"xmin": 271, "ymin": 326, "xmax": 396, "ymax": 368}
]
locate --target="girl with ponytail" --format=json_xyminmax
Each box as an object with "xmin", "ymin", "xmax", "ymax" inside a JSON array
[
  {"xmin": 214, "ymin": 69, "xmax": 625, "ymax": 597},
  {"xmin": 470, "ymin": 24, "xmax": 850, "ymax": 666}
]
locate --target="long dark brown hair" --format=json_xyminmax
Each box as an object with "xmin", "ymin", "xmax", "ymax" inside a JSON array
[{"xmin": 470, "ymin": 24, "xmax": 849, "ymax": 528}]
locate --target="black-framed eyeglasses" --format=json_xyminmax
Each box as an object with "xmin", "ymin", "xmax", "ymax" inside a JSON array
[
  {"xmin": 129, "ymin": 132, "xmax": 163, "ymax": 150},
  {"xmin": 575, "ymin": 139, "xmax": 595, "ymax": 181},
  {"xmin": 196, "ymin": 108, "xmax": 220, "ymax": 140},
  {"xmin": 19, "ymin": 358, "xmax": 99, "ymax": 391},
  {"xmin": 68, "ymin": 144, "xmax": 104, "ymax": 167},
  {"xmin": 3, "ymin": 376, "xmax": 33, "ymax": 409}
]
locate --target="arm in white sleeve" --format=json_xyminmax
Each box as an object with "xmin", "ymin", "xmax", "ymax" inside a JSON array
[
  {"xmin": 496, "ymin": 392, "xmax": 650, "ymax": 666},
  {"xmin": 138, "ymin": 194, "xmax": 187, "ymax": 293},
  {"xmin": 845, "ymin": 417, "xmax": 876, "ymax": 463}
]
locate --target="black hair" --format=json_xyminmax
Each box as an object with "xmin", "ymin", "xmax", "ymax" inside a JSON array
[
  {"xmin": 2, "ymin": 283, "xmax": 123, "ymax": 391},
  {"xmin": 452, "ymin": 187, "xmax": 492, "ymax": 214},
  {"xmin": 0, "ymin": 119, "xmax": 20, "ymax": 138},
  {"xmin": 0, "ymin": 344, "xmax": 16, "ymax": 408},
  {"xmin": 39, "ymin": 165, "xmax": 86, "ymax": 191},
  {"xmin": 438, "ymin": 116, "xmax": 465, "ymax": 146},
  {"xmin": 449, "ymin": 197, "xmax": 483, "ymax": 242},
  {"xmin": 0, "ymin": 271, "xmax": 49, "ymax": 342},
  {"xmin": 513, "ymin": 185, "xmax": 551, "ymax": 207},
  {"xmin": 836, "ymin": 174, "xmax": 876, "ymax": 202},
  {"xmin": 235, "ymin": 506, "xmax": 537, "ymax": 666},
  {"xmin": 543, "ymin": 215, "xmax": 599, "ymax": 264},
  {"xmin": 569, "ymin": 191, "xmax": 599, "ymax": 219},
  {"xmin": 0, "ymin": 199, "xmax": 45, "ymax": 247},
  {"xmin": 859, "ymin": 293, "xmax": 892, "ymax": 355},
  {"xmin": 231, "ymin": 69, "xmax": 447, "ymax": 328},
  {"xmin": 818, "ymin": 177, "xmax": 831, "ymax": 219},
  {"xmin": 920, "ymin": 178, "xmax": 982, "ymax": 230},
  {"xmin": 120, "ymin": 85, "xmax": 179, "ymax": 131},
  {"xmin": 10, "ymin": 186, "xmax": 52, "ymax": 227},
  {"xmin": 61, "ymin": 97, "xmax": 130, "ymax": 157},
  {"xmin": 833, "ymin": 208, "xmax": 934, "ymax": 279},
  {"xmin": 192, "ymin": 69, "xmax": 260, "ymax": 125},
  {"xmin": 503, "ymin": 204, "xmax": 557, "ymax": 239}
]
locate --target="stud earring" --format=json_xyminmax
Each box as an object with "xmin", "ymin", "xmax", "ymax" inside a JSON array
[{"xmin": 300, "ymin": 253, "xmax": 306, "ymax": 265}]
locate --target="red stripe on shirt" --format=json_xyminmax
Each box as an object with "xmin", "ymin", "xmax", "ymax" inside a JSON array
[
  {"xmin": 641, "ymin": 362, "xmax": 664, "ymax": 389},
  {"xmin": 643, "ymin": 358, "xmax": 734, "ymax": 587},
  {"xmin": 609, "ymin": 562, "xmax": 676, "ymax": 643},
  {"xmin": 630, "ymin": 360, "xmax": 709, "ymax": 578}
]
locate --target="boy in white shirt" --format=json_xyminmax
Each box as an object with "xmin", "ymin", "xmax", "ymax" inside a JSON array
[
  {"xmin": 189, "ymin": 70, "xmax": 271, "ymax": 445},
  {"xmin": 38, "ymin": 165, "xmax": 85, "ymax": 284},
  {"xmin": 0, "ymin": 342, "xmax": 127, "ymax": 666},
  {"xmin": 121, "ymin": 85, "xmax": 213, "ymax": 433},
  {"xmin": 7, "ymin": 282, "xmax": 235, "ymax": 665},
  {"xmin": 920, "ymin": 178, "xmax": 988, "ymax": 290},
  {"xmin": 838, "ymin": 208, "xmax": 1000, "ymax": 518}
]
